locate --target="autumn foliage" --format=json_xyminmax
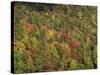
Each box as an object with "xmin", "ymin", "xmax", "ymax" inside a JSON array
[
  {"xmin": 25, "ymin": 24, "xmax": 33, "ymax": 30},
  {"xmin": 12, "ymin": 2, "xmax": 97, "ymax": 73},
  {"xmin": 69, "ymin": 40, "xmax": 80, "ymax": 49}
]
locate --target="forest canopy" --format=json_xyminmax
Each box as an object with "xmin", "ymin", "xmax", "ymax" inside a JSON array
[{"xmin": 12, "ymin": 2, "xmax": 97, "ymax": 74}]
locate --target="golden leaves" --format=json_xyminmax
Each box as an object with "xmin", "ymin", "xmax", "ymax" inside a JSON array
[
  {"xmin": 61, "ymin": 43, "xmax": 71, "ymax": 58},
  {"xmin": 16, "ymin": 41, "xmax": 26, "ymax": 54},
  {"xmin": 45, "ymin": 29, "xmax": 56, "ymax": 40}
]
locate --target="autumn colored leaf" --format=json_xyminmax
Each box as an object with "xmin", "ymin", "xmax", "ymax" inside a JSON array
[
  {"xmin": 24, "ymin": 24, "xmax": 33, "ymax": 31},
  {"xmin": 62, "ymin": 32, "xmax": 68, "ymax": 41},
  {"xmin": 69, "ymin": 40, "xmax": 80, "ymax": 49}
]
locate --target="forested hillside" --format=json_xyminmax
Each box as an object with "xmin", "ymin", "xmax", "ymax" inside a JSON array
[{"xmin": 12, "ymin": 2, "xmax": 97, "ymax": 73}]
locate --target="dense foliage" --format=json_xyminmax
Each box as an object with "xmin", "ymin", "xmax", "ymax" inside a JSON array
[{"xmin": 12, "ymin": 2, "xmax": 97, "ymax": 73}]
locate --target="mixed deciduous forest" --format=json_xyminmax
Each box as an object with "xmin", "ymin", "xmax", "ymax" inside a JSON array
[{"xmin": 12, "ymin": 2, "xmax": 97, "ymax": 73}]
